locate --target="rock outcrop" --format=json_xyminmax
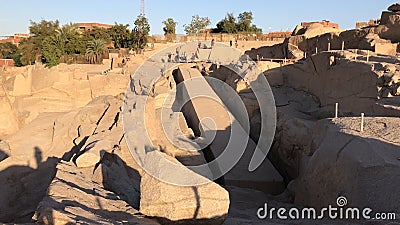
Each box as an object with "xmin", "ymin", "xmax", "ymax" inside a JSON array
[
  {"xmin": 388, "ymin": 2, "xmax": 400, "ymax": 12},
  {"xmin": 292, "ymin": 23, "xmax": 340, "ymax": 39},
  {"xmin": 246, "ymin": 3, "xmax": 400, "ymax": 62},
  {"xmin": 0, "ymin": 63, "xmax": 131, "ymax": 137},
  {"xmin": 0, "ymin": 94, "xmax": 141, "ymax": 223},
  {"xmin": 295, "ymin": 118, "xmax": 400, "ymax": 213},
  {"xmin": 140, "ymin": 152, "xmax": 230, "ymax": 224},
  {"xmin": 34, "ymin": 162, "xmax": 157, "ymax": 225},
  {"xmin": 266, "ymin": 51, "xmax": 400, "ymax": 116}
]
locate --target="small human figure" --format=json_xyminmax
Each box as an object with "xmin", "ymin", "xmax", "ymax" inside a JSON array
[
  {"xmin": 198, "ymin": 41, "xmax": 201, "ymax": 49},
  {"xmin": 211, "ymin": 39, "xmax": 215, "ymax": 48},
  {"xmin": 230, "ymin": 40, "xmax": 233, "ymax": 47},
  {"xmin": 167, "ymin": 53, "xmax": 172, "ymax": 62},
  {"xmin": 235, "ymin": 40, "xmax": 238, "ymax": 48},
  {"xmin": 183, "ymin": 52, "xmax": 187, "ymax": 62},
  {"xmin": 175, "ymin": 53, "xmax": 180, "ymax": 62}
]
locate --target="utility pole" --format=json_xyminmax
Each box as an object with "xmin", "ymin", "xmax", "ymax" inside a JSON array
[{"xmin": 140, "ymin": 0, "xmax": 145, "ymax": 16}]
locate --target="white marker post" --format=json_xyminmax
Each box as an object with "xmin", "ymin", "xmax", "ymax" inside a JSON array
[
  {"xmin": 360, "ymin": 113, "xmax": 365, "ymax": 132},
  {"xmin": 305, "ymin": 52, "xmax": 307, "ymax": 59},
  {"xmin": 328, "ymin": 42, "xmax": 331, "ymax": 51},
  {"xmin": 341, "ymin": 41, "xmax": 345, "ymax": 51},
  {"xmin": 355, "ymin": 49, "xmax": 358, "ymax": 61},
  {"xmin": 367, "ymin": 50, "xmax": 370, "ymax": 62},
  {"xmin": 335, "ymin": 103, "xmax": 339, "ymax": 118},
  {"xmin": 316, "ymin": 47, "xmax": 318, "ymax": 54}
]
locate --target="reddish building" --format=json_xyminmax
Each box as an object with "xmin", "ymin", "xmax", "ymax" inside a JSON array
[
  {"xmin": 301, "ymin": 20, "xmax": 339, "ymax": 29},
  {"xmin": 266, "ymin": 31, "xmax": 292, "ymax": 38},
  {"xmin": 0, "ymin": 34, "xmax": 29, "ymax": 47},
  {"xmin": 77, "ymin": 23, "xmax": 113, "ymax": 31},
  {"xmin": 0, "ymin": 59, "xmax": 14, "ymax": 67}
]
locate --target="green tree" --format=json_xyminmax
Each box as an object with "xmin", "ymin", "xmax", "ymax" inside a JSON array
[
  {"xmin": 109, "ymin": 23, "xmax": 131, "ymax": 49},
  {"xmin": 250, "ymin": 24, "xmax": 263, "ymax": 33},
  {"xmin": 41, "ymin": 23, "xmax": 83, "ymax": 67},
  {"xmin": 132, "ymin": 15, "xmax": 150, "ymax": 51},
  {"xmin": 237, "ymin": 11, "xmax": 253, "ymax": 32},
  {"xmin": 163, "ymin": 18, "xmax": 177, "ymax": 41},
  {"xmin": 56, "ymin": 23, "xmax": 81, "ymax": 55},
  {"xmin": 0, "ymin": 42, "xmax": 18, "ymax": 59},
  {"xmin": 216, "ymin": 13, "xmax": 237, "ymax": 33},
  {"xmin": 163, "ymin": 18, "xmax": 177, "ymax": 35},
  {"xmin": 0, "ymin": 42, "xmax": 21, "ymax": 66},
  {"xmin": 28, "ymin": 20, "xmax": 60, "ymax": 62},
  {"xmin": 86, "ymin": 39, "xmax": 106, "ymax": 64},
  {"xmin": 79, "ymin": 27, "xmax": 111, "ymax": 55},
  {"xmin": 29, "ymin": 19, "xmax": 60, "ymax": 38},
  {"xmin": 84, "ymin": 27, "xmax": 111, "ymax": 41},
  {"xmin": 18, "ymin": 39, "xmax": 36, "ymax": 65},
  {"xmin": 184, "ymin": 15, "xmax": 211, "ymax": 35},
  {"xmin": 42, "ymin": 35, "xmax": 65, "ymax": 67},
  {"xmin": 212, "ymin": 11, "xmax": 262, "ymax": 34}
]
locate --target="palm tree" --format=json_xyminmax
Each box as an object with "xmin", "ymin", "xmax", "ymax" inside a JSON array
[
  {"xmin": 57, "ymin": 23, "xmax": 79, "ymax": 39},
  {"xmin": 86, "ymin": 39, "xmax": 106, "ymax": 64},
  {"xmin": 57, "ymin": 23, "xmax": 80, "ymax": 55},
  {"xmin": 51, "ymin": 34, "xmax": 66, "ymax": 52}
]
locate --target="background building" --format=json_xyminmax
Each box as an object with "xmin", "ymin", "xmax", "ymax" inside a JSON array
[
  {"xmin": 0, "ymin": 34, "xmax": 29, "ymax": 47},
  {"xmin": 77, "ymin": 23, "xmax": 113, "ymax": 31}
]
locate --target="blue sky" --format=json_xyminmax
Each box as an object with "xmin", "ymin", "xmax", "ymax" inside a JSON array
[{"xmin": 0, "ymin": 0, "xmax": 396, "ymax": 36}]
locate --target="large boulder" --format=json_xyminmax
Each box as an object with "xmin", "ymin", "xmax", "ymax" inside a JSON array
[
  {"xmin": 295, "ymin": 118, "xmax": 400, "ymax": 213},
  {"xmin": 388, "ymin": 2, "xmax": 400, "ymax": 12},
  {"xmin": 6, "ymin": 95, "xmax": 125, "ymax": 164},
  {"xmin": 269, "ymin": 87, "xmax": 321, "ymax": 181},
  {"xmin": 268, "ymin": 51, "xmax": 400, "ymax": 116},
  {"xmin": 91, "ymin": 151, "xmax": 142, "ymax": 209},
  {"xmin": 291, "ymin": 23, "xmax": 340, "ymax": 39},
  {"xmin": 34, "ymin": 162, "xmax": 158, "ymax": 225},
  {"xmin": 140, "ymin": 152, "xmax": 230, "ymax": 224},
  {"xmin": 245, "ymin": 44, "xmax": 286, "ymax": 60},
  {"xmin": 302, "ymin": 23, "xmax": 340, "ymax": 39},
  {"xmin": 378, "ymin": 11, "xmax": 400, "ymax": 42}
]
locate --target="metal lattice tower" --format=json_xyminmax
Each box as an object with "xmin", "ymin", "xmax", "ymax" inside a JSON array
[{"xmin": 140, "ymin": 0, "xmax": 145, "ymax": 16}]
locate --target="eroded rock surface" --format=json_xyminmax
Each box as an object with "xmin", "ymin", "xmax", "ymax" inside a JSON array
[
  {"xmin": 140, "ymin": 152, "xmax": 230, "ymax": 225},
  {"xmin": 34, "ymin": 162, "xmax": 157, "ymax": 225}
]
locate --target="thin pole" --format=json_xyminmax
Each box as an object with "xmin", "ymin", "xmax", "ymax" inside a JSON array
[
  {"xmin": 335, "ymin": 103, "xmax": 339, "ymax": 118},
  {"xmin": 361, "ymin": 113, "xmax": 365, "ymax": 132}
]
